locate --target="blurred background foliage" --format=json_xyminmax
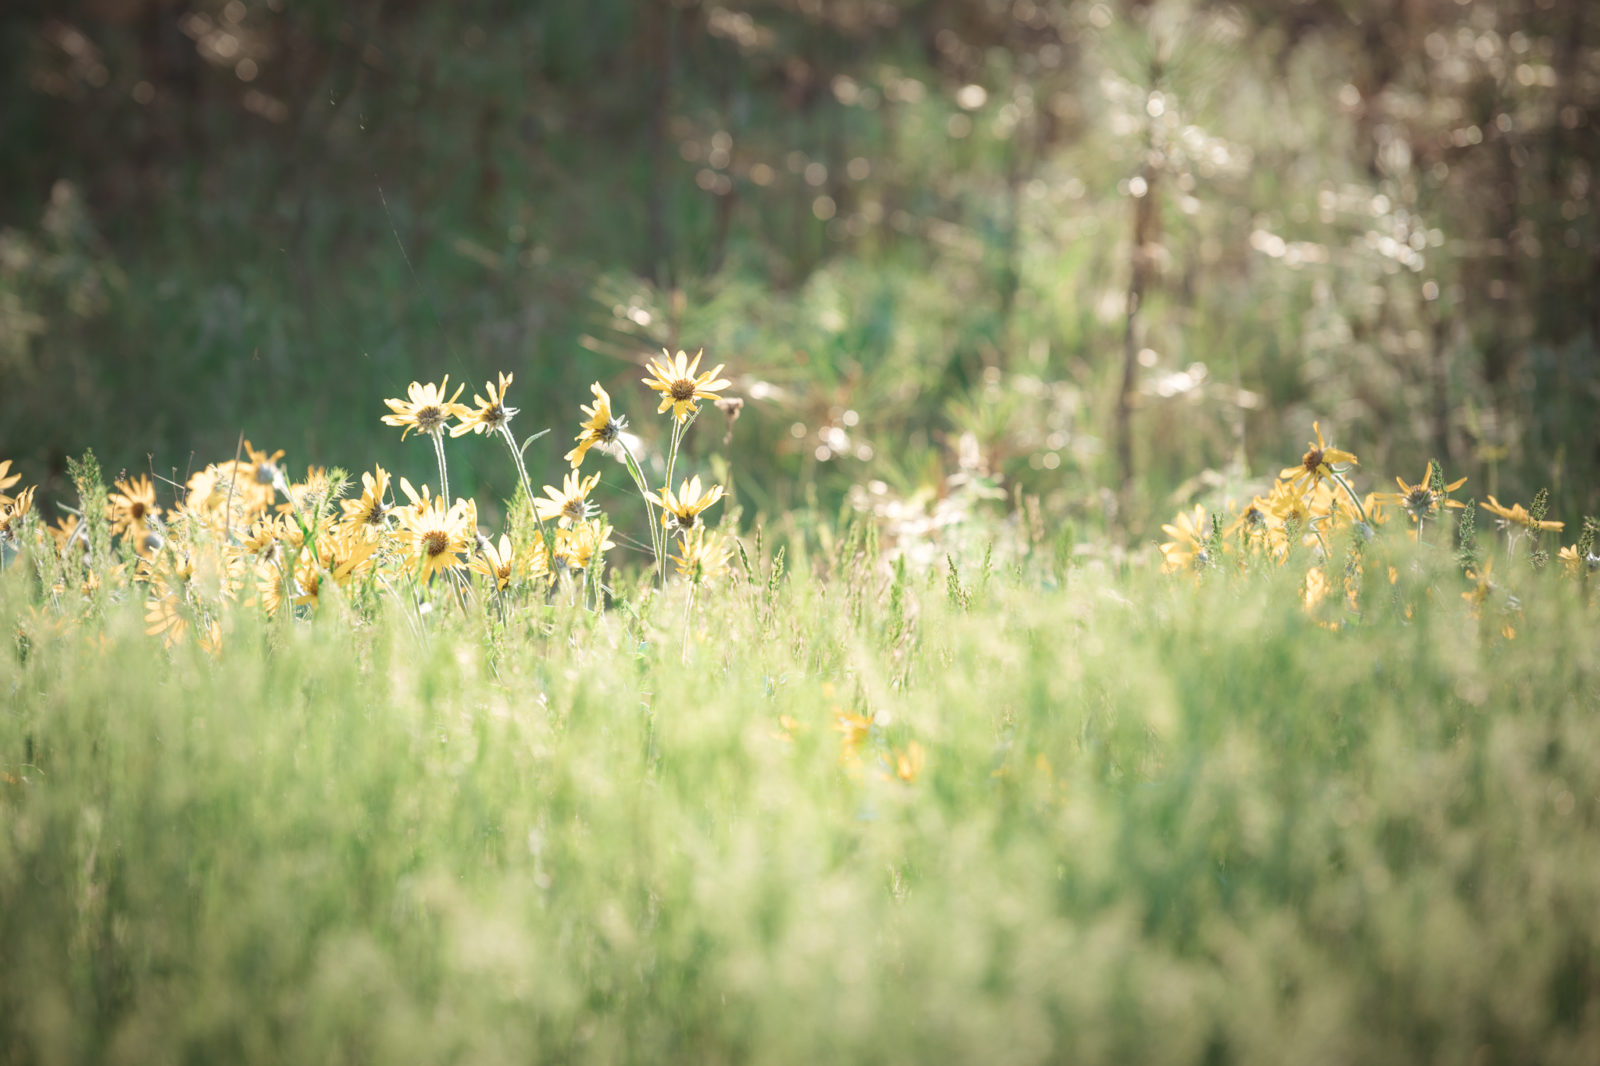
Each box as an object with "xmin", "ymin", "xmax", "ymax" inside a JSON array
[{"xmin": 2, "ymin": 0, "xmax": 1597, "ymax": 547}]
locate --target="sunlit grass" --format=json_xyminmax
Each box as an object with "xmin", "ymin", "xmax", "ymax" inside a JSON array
[{"xmin": 3, "ymin": 496, "xmax": 1599, "ymax": 1061}]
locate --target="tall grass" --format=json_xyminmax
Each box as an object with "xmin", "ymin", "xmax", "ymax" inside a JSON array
[{"xmin": 3, "ymin": 528, "xmax": 1597, "ymax": 1064}]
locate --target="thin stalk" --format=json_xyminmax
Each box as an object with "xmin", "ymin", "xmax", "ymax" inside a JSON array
[
  {"xmin": 1329, "ymin": 470, "xmax": 1372, "ymax": 529},
  {"xmin": 376, "ymin": 571, "xmax": 426, "ymax": 647},
  {"xmin": 657, "ymin": 413, "xmax": 695, "ymax": 590},
  {"xmin": 497, "ymin": 424, "xmax": 552, "ymax": 554},
  {"xmin": 681, "ymin": 582, "xmax": 696, "ymax": 663},
  {"xmin": 431, "ymin": 431, "xmax": 452, "ymax": 506},
  {"xmin": 618, "ymin": 438, "xmax": 666, "ymax": 587}
]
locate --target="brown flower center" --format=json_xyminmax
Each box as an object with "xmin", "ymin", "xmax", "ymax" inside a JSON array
[
  {"xmin": 1301, "ymin": 448, "xmax": 1324, "ymax": 474},
  {"xmin": 422, "ymin": 530, "xmax": 450, "ymax": 557},
  {"xmin": 1405, "ymin": 488, "xmax": 1435, "ymax": 515},
  {"xmin": 561, "ymin": 498, "xmax": 588, "ymax": 523},
  {"xmin": 129, "ymin": 501, "xmax": 147, "ymax": 520},
  {"xmin": 416, "ymin": 405, "xmax": 445, "ymax": 433},
  {"xmin": 669, "ymin": 379, "xmax": 698, "ymax": 402}
]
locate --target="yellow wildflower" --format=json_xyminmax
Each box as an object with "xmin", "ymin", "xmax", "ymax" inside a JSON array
[
  {"xmin": 381, "ymin": 377, "xmax": 469, "ymax": 440},
  {"xmin": 642, "ymin": 348, "xmax": 731, "ymax": 423}
]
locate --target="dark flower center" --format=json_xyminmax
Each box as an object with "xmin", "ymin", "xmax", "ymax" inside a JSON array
[
  {"xmin": 669, "ymin": 379, "xmax": 698, "ymax": 402},
  {"xmin": 1405, "ymin": 488, "xmax": 1434, "ymax": 514},
  {"xmin": 423, "ymin": 530, "xmax": 449, "ymax": 557},
  {"xmin": 1301, "ymin": 448, "xmax": 1324, "ymax": 474},
  {"xmin": 129, "ymin": 501, "xmax": 147, "ymax": 520},
  {"xmin": 562, "ymin": 498, "xmax": 588, "ymax": 522},
  {"xmin": 416, "ymin": 405, "xmax": 445, "ymax": 433}
]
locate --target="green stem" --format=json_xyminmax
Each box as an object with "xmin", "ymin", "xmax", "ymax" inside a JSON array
[
  {"xmin": 498, "ymin": 424, "xmax": 552, "ymax": 555},
  {"xmin": 431, "ymin": 431, "xmax": 451, "ymax": 506},
  {"xmin": 658, "ymin": 413, "xmax": 695, "ymax": 591},
  {"xmin": 681, "ymin": 582, "xmax": 696, "ymax": 663},
  {"xmin": 618, "ymin": 438, "xmax": 666, "ymax": 588},
  {"xmin": 1329, "ymin": 470, "xmax": 1371, "ymax": 529}
]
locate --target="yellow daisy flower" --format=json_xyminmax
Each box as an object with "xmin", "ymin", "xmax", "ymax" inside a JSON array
[
  {"xmin": 888, "ymin": 741, "xmax": 926, "ymax": 784},
  {"xmin": 382, "ymin": 376, "xmax": 469, "ymax": 440},
  {"xmin": 107, "ymin": 474, "xmax": 161, "ymax": 541},
  {"xmin": 651, "ymin": 475, "xmax": 725, "ymax": 534},
  {"xmin": 1381, "ymin": 462, "xmax": 1467, "ymax": 524},
  {"xmin": 231, "ymin": 515, "xmax": 286, "ymax": 568},
  {"xmin": 1222, "ymin": 499, "xmax": 1287, "ymax": 560},
  {"xmin": 339, "ymin": 465, "xmax": 393, "ymax": 536},
  {"xmin": 834, "ymin": 707, "xmax": 874, "ymax": 765},
  {"xmin": 0, "ymin": 485, "xmax": 36, "ymax": 545},
  {"xmin": 394, "ymin": 478, "xmax": 473, "ymax": 582},
  {"xmin": 294, "ymin": 528, "xmax": 378, "ymax": 609},
  {"xmin": 671, "ymin": 526, "xmax": 732, "ymax": 583},
  {"xmin": 1279, "ymin": 421, "xmax": 1357, "ymax": 493},
  {"xmin": 641, "ymin": 348, "xmax": 731, "ymax": 422},
  {"xmin": 450, "ymin": 372, "xmax": 519, "ymax": 437},
  {"xmin": 275, "ymin": 466, "xmax": 333, "ymax": 518},
  {"xmin": 1479, "ymin": 495, "xmax": 1563, "ymax": 532},
  {"xmin": 534, "ymin": 470, "xmax": 601, "ymax": 528},
  {"xmin": 470, "ymin": 533, "xmax": 519, "ymax": 590},
  {"xmin": 555, "ymin": 518, "xmax": 616, "ymax": 572},
  {"xmin": 1158, "ymin": 504, "xmax": 1210, "ymax": 573},
  {"xmin": 48, "ymin": 513, "xmax": 86, "ymax": 558},
  {"xmin": 0, "ymin": 459, "xmax": 20, "ymax": 505},
  {"xmin": 565, "ymin": 382, "xmax": 628, "ymax": 468}
]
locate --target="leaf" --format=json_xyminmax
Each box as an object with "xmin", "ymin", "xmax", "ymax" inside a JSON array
[{"xmin": 519, "ymin": 428, "xmax": 551, "ymax": 458}]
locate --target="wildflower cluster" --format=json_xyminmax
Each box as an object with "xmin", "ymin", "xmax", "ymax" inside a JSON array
[
  {"xmin": 1159, "ymin": 422, "xmax": 1593, "ymax": 636},
  {"xmin": 0, "ymin": 350, "xmax": 741, "ymax": 653}
]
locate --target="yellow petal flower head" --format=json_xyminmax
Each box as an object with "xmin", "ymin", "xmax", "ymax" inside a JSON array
[
  {"xmin": 889, "ymin": 741, "xmax": 926, "ymax": 784},
  {"xmin": 552, "ymin": 518, "xmax": 616, "ymax": 573},
  {"xmin": 293, "ymin": 528, "xmax": 378, "ymax": 609},
  {"xmin": 1381, "ymin": 461, "xmax": 1467, "ymax": 524},
  {"xmin": 1279, "ymin": 421, "xmax": 1357, "ymax": 493},
  {"xmin": 107, "ymin": 474, "xmax": 161, "ymax": 541},
  {"xmin": 0, "ymin": 459, "xmax": 21, "ymax": 505},
  {"xmin": 210, "ymin": 440, "xmax": 286, "ymax": 520},
  {"xmin": 651, "ymin": 474, "xmax": 725, "ymax": 535},
  {"xmin": 0, "ymin": 484, "xmax": 36, "ymax": 546},
  {"xmin": 1223, "ymin": 499, "xmax": 1288, "ymax": 561},
  {"xmin": 535, "ymin": 470, "xmax": 601, "ymax": 528},
  {"xmin": 470, "ymin": 533, "xmax": 518, "ymax": 590},
  {"xmin": 1158, "ymin": 504, "xmax": 1210, "ymax": 574},
  {"xmin": 382, "ymin": 376, "xmax": 469, "ymax": 440},
  {"xmin": 450, "ymin": 372, "xmax": 519, "ymax": 437},
  {"xmin": 671, "ymin": 527, "xmax": 732, "ymax": 584},
  {"xmin": 394, "ymin": 477, "xmax": 473, "ymax": 583},
  {"xmin": 642, "ymin": 348, "xmax": 731, "ymax": 423},
  {"xmin": 275, "ymin": 466, "xmax": 332, "ymax": 518},
  {"xmin": 565, "ymin": 382, "xmax": 629, "ymax": 468},
  {"xmin": 1479, "ymin": 495, "xmax": 1563, "ymax": 532},
  {"xmin": 339, "ymin": 465, "xmax": 393, "ymax": 536}
]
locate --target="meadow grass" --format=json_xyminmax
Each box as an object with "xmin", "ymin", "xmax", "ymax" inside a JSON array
[{"xmin": 3, "ymin": 521, "xmax": 1598, "ymax": 1065}]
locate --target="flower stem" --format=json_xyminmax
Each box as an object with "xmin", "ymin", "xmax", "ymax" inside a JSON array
[
  {"xmin": 431, "ymin": 431, "xmax": 451, "ymax": 505},
  {"xmin": 618, "ymin": 438, "xmax": 666, "ymax": 588},
  {"xmin": 681, "ymin": 582, "xmax": 696, "ymax": 663},
  {"xmin": 1329, "ymin": 470, "xmax": 1371, "ymax": 528},
  {"xmin": 497, "ymin": 424, "xmax": 552, "ymax": 556}
]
